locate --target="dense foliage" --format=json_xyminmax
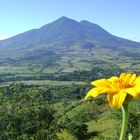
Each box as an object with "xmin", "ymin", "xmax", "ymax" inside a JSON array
[
  {"xmin": 0, "ymin": 68, "xmax": 140, "ymax": 140},
  {"xmin": 0, "ymin": 84, "xmax": 58, "ymax": 139},
  {"xmin": 0, "ymin": 83, "xmax": 93, "ymax": 139}
]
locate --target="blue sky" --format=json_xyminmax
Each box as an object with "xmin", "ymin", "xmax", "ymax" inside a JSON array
[{"xmin": 0, "ymin": 0, "xmax": 140, "ymax": 41}]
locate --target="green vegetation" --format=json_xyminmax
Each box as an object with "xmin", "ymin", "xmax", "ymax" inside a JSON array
[
  {"xmin": 0, "ymin": 66, "xmax": 122, "ymax": 83},
  {"xmin": 0, "ymin": 70, "xmax": 140, "ymax": 140},
  {"xmin": 0, "ymin": 16, "xmax": 140, "ymax": 139}
]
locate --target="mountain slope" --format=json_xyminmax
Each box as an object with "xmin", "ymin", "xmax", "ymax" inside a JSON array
[
  {"xmin": 0, "ymin": 16, "xmax": 140, "ymax": 74},
  {"xmin": 1, "ymin": 16, "xmax": 140, "ymax": 51}
]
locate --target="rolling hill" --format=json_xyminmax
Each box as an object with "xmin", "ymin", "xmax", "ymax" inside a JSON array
[{"xmin": 0, "ymin": 16, "xmax": 140, "ymax": 74}]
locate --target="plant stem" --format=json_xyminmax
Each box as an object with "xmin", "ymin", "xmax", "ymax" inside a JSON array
[{"xmin": 119, "ymin": 103, "xmax": 129, "ymax": 140}]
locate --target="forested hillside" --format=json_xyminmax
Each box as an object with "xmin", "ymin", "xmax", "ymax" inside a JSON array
[{"xmin": 0, "ymin": 69, "xmax": 140, "ymax": 140}]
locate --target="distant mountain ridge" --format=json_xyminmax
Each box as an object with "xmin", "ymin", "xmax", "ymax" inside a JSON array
[
  {"xmin": 0, "ymin": 16, "xmax": 140, "ymax": 73},
  {"xmin": 0, "ymin": 16, "xmax": 139, "ymax": 50}
]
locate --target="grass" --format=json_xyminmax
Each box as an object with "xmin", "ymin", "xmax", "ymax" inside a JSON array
[
  {"xmin": 0, "ymin": 80, "xmax": 86, "ymax": 87},
  {"xmin": 56, "ymin": 101, "xmax": 119, "ymax": 140},
  {"xmin": 57, "ymin": 130, "xmax": 77, "ymax": 140},
  {"xmin": 87, "ymin": 117, "xmax": 115, "ymax": 133},
  {"xmin": 18, "ymin": 80, "xmax": 86, "ymax": 85}
]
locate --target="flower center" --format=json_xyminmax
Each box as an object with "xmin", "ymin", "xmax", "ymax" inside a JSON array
[{"xmin": 112, "ymin": 79, "xmax": 132, "ymax": 92}]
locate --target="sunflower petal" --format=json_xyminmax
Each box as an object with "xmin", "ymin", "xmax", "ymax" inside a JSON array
[
  {"xmin": 124, "ymin": 73, "xmax": 131, "ymax": 83},
  {"xmin": 124, "ymin": 87, "xmax": 140, "ymax": 98},
  {"xmin": 123, "ymin": 88, "xmax": 138, "ymax": 98},
  {"xmin": 135, "ymin": 76, "xmax": 140, "ymax": 86},
  {"xmin": 91, "ymin": 79, "xmax": 111, "ymax": 88},
  {"xmin": 107, "ymin": 91, "xmax": 127, "ymax": 108},
  {"xmin": 129, "ymin": 74, "xmax": 136, "ymax": 85},
  {"xmin": 85, "ymin": 87, "xmax": 108, "ymax": 99},
  {"xmin": 108, "ymin": 76, "xmax": 119, "ymax": 83},
  {"xmin": 119, "ymin": 73, "xmax": 127, "ymax": 80}
]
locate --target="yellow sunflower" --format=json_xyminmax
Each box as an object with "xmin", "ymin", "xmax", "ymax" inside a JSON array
[{"xmin": 85, "ymin": 73, "xmax": 140, "ymax": 108}]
